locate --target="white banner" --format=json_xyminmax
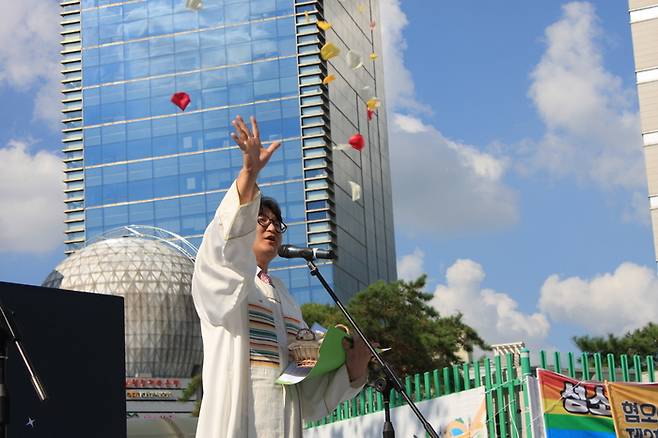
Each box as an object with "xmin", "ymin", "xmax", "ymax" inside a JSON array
[
  {"xmin": 526, "ymin": 376, "xmax": 546, "ymax": 438},
  {"xmin": 304, "ymin": 386, "xmax": 487, "ymax": 438}
]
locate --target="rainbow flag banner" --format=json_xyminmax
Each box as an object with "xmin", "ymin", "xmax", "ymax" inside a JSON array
[
  {"xmin": 606, "ymin": 381, "xmax": 658, "ymax": 437},
  {"xmin": 537, "ymin": 368, "xmax": 615, "ymax": 437}
]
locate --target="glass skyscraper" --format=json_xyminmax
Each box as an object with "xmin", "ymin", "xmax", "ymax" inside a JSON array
[{"xmin": 60, "ymin": 0, "xmax": 396, "ymax": 303}]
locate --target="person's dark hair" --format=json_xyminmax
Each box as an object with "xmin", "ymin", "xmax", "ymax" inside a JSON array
[{"xmin": 259, "ymin": 196, "xmax": 283, "ymax": 223}]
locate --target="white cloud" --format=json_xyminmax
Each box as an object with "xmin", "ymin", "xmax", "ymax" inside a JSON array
[
  {"xmin": 539, "ymin": 262, "xmax": 658, "ymax": 335},
  {"xmin": 380, "ymin": 2, "xmax": 518, "ymax": 237},
  {"xmin": 0, "ymin": 140, "xmax": 65, "ymax": 253},
  {"xmin": 522, "ymin": 2, "xmax": 644, "ymax": 191},
  {"xmin": 389, "ymin": 114, "xmax": 518, "ymax": 237},
  {"xmin": 397, "ymin": 248, "xmax": 425, "ymax": 281},
  {"xmin": 392, "ymin": 113, "xmax": 428, "ymax": 134},
  {"xmin": 379, "ymin": 0, "xmax": 430, "ymax": 113},
  {"xmin": 0, "ymin": 0, "xmax": 61, "ymax": 128},
  {"xmin": 431, "ymin": 259, "xmax": 550, "ymax": 347}
]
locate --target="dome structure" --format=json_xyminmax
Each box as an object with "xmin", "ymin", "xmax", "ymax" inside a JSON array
[{"xmin": 43, "ymin": 226, "xmax": 202, "ymax": 378}]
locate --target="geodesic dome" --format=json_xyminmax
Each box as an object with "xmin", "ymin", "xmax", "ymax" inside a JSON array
[{"xmin": 42, "ymin": 227, "xmax": 202, "ymax": 378}]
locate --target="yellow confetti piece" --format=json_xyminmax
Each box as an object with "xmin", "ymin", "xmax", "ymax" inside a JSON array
[
  {"xmin": 366, "ymin": 97, "xmax": 381, "ymax": 111},
  {"xmin": 320, "ymin": 42, "xmax": 340, "ymax": 61},
  {"xmin": 356, "ymin": 3, "xmax": 366, "ymax": 14},
  {"xmin": 304, "ymin": 10, "xmax": 310, "ymax": 23},
  {"xmin": 317, "ymin": 20, "xmax": 332, "ymax": 31},
  {"xmin": 186, "ymin": 0, "xmax": 203, "ymax": 10},
  {"xmin": 323, "ymin": 74, "xmax": 336, "ymax": 85},
  {"xmin": 370, "ymin": 53, "xmax": 377, "ymax": 60}
]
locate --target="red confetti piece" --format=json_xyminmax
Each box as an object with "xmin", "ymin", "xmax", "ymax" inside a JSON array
[
  {"xmin": 171, "ymin": 92, "xmax": 191, "ymax": 111},
  {"xmin": 367, "ymin": 108, "xmax": 375, "ymax": 121},
  {"xmin": 348, "ymin": 133, "xmax": 365, "ymax": 151}
]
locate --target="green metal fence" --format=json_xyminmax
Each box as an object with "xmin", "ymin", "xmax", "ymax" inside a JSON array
[{"xmin": 306, "ymin": 350, "xmax": 658, "ymax": 438}]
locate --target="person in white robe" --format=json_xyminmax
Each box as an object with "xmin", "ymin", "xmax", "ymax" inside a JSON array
[{"xmin": 192, "ymin": 115, "xmax": 371, "ymax": 437}]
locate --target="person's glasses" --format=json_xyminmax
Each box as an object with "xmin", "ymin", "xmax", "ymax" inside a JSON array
[{"xmin": 257, "ymin": 215, "xmax": 287, "ymax": 234}]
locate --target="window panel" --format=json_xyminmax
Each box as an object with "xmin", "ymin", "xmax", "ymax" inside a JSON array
[
  {"xmin": 104, "ymin": 204, "xmax": 129, "ymax": 228},
  {"xmin": 128, "ymin": 161, "xmax": 154, "ymax": 201},
  {"xmin": 129, "ymin": 202, "xmax": 155, "ymax": 225},
  {"xmin": 153, "ymin": 157, "xmax": 179, "ymax": 198}
]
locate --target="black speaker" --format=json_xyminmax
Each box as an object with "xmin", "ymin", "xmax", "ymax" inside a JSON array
[{"xmin": 0, "ymin": 282, "xmax": 126, "ymax": 438}]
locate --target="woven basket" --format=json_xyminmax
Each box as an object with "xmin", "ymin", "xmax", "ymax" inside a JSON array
[
  {"xmin": 288, "ymin": 325, "xmax": 351, "ymax": 368},
  {"xmin": 289, "ymin": 328, "xmax": 322, "ymax": 368}
]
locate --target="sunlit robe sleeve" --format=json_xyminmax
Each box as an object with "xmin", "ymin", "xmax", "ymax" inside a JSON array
[{"xmin": 192, "ymin": 180, "xmax": 260, "ymax": 326}]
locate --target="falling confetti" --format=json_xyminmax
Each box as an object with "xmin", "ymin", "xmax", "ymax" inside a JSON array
[
  {"xmin": 304, "ymin": 10, "xmax": 310, "ymax": 23},
  {"xmin": 369, "ymin": 53, "xmax": 377, "ymax": 61},
  {"xmin": 320, "ymin": 42, "xmax": 340, "ymax": 61},
  {"xmin": 366, "ymin": 97, "xmax": 381, "ymax": 111},
  {"xmin": 367, "ymin": 107, "xmax": 375, "ymax": 121},
  {"xmin": 171, "ymin": 92, "xmax": 191, "ymax": 111},
  {"xmin": 186, "ymin": 0, "xmax": 202, "ymax": 10},
  {"xmin": 356, "ymin": 3, "xmax": 366, "ymax": 14},
  {"xmin": 362, "ymin": 85, "xmax": 371, "ymax": 92},
  {"xmin": 348, "ymin": 181, "xmax": 362, "ymax": 201},
  {"xmin": 332, "ymin": 143, "xmax": 351, "ymax": 151},
  {"xmin": 348, "ymin": 133, "xmax": 365, "ymax": 151},
  {"xmin": 323, "ymin": 74, "xmax": 336, "ymax": 85},
  {"xmin": 370, "ymin": 20, "xmax": 377, "ymax": 30},
  {"xmin": 317, "ymin": 20, "xmax": 332, "ymax": 31},
  {"xmin": 26, "ymin": 418, "xmax": 36, "ymax": 428},
  {"xmin": 346, "ymin": 50, "xmax": 363, "ymax": 69}
]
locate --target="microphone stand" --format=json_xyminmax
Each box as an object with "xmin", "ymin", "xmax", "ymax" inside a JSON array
[
  {"xmin": 0, "ymin": 302, "xmax": 47, "ymax": 438},
  {"xmin": 374, "ymin": 376, "xmax": 395, "ymax": 438},
  {"xmin": 305, "ymin": 259, "xmax": 439, "ymax": 438}
]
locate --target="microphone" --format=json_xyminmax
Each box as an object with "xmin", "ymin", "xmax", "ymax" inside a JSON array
[{"xmin": 278, "ymin": 244, "xmax": 336, "ymax": 260}]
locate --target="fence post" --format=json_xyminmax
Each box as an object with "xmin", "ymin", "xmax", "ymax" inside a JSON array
[
  {"xmin": 506, "ymin": 353, "xmax": 519, "ymax": 438},
  {"xmin": 484, "ymin": 357, "xmax": 496, "ymax": 438},
  {"xmin": 495, "ymin": 355, "xmax": 508, "ymax": 438},
  {"xmin": 443, "ymin": 367, "xmax": 451, "ymax": 394},
  {"xmin": 594, "ymin": 353, "xmax": 603, "ymax": 381},
  {"xmin": 581, "ymin": 352, "xmax": 590, "ymax": 380},
  {"xmin": 453, "ymin": 366, "xmax": 462, "ymax": 392},
  {"xmin": 633, "ymin": 355, "xmax": 642, "ymax": 382},
  {"xmin": 433, "ymin": 369, "xmax": 441, "ymax": 397},
  {"xmin": 621, "ymin": 355, "xmax": 630, "ymax": 382},
  {"xmin": 648, "ymin": 356, "xmax": 655, "ymax": 383},
  {"xmin": 607, "ymin": 354, "xmax": 616, "ymax": 382},
  {"xmin": 520, "ymin": 348, "xmax": 533, "ymax": 438},
  {"xmin": 567, "ymin": 352, "xmax": 576, "ymax": 378}
]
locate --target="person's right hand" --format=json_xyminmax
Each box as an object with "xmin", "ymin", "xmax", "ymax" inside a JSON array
[{"xmin": 231, "ymin": 115, "xmax": 281, "ymax": 177}]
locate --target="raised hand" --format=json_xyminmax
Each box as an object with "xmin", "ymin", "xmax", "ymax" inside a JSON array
[
  {"xmin": 231, "ymin": 115, "xmax": 282, "ymax": 203},
  {"xmin": 231, "ymin": 115, "xmax": 281, "ymax": 175}
]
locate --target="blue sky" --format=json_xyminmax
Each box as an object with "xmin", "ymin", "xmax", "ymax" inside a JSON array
[{"xmin": 0, "ymin": 0, "xmax": 654, "ymax": 354}]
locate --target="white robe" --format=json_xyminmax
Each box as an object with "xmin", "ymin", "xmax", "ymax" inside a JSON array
[{"xmin": 192, "ymin": 181, "xmax": 365, "ymax": 437}]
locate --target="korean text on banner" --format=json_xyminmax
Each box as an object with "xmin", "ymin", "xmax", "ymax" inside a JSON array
[
  {"xmin": 606, "ymin": 381, "xmax": 658, "ymax": 438},
  {"xmin": 537, "ymin": 368, "xmax": 615, "ymax": 437}
]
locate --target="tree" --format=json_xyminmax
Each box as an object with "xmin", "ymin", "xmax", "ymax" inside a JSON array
[
  {"xmin": 573, "ymin": 323, "xmax": 658, "ymax": 359},
  {"xmin": 302, "ymin": 275, "xmax": 488, "ymax": 375}
]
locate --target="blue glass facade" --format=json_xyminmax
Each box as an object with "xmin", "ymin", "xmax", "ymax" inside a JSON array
[{"xmin": 61, "ymin": 0, "xmax": 396, "ymax": 304}]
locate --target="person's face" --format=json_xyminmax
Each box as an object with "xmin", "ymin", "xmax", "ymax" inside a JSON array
[{"xmin": 252, "ymin": 207, "xmax": 284, "ymax": 267}]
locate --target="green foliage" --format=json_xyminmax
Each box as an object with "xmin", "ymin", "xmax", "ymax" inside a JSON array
[
  {"xmin": 573, "ymin": 322, "xmax": 658, "ymax": 359},
  {"xmin": 301, "ymin": 275, "xmax": 488, "ymax": 375},
  {"xmin": 179, "ymin": 373, "xmax": 202, "ymax": 416}
]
